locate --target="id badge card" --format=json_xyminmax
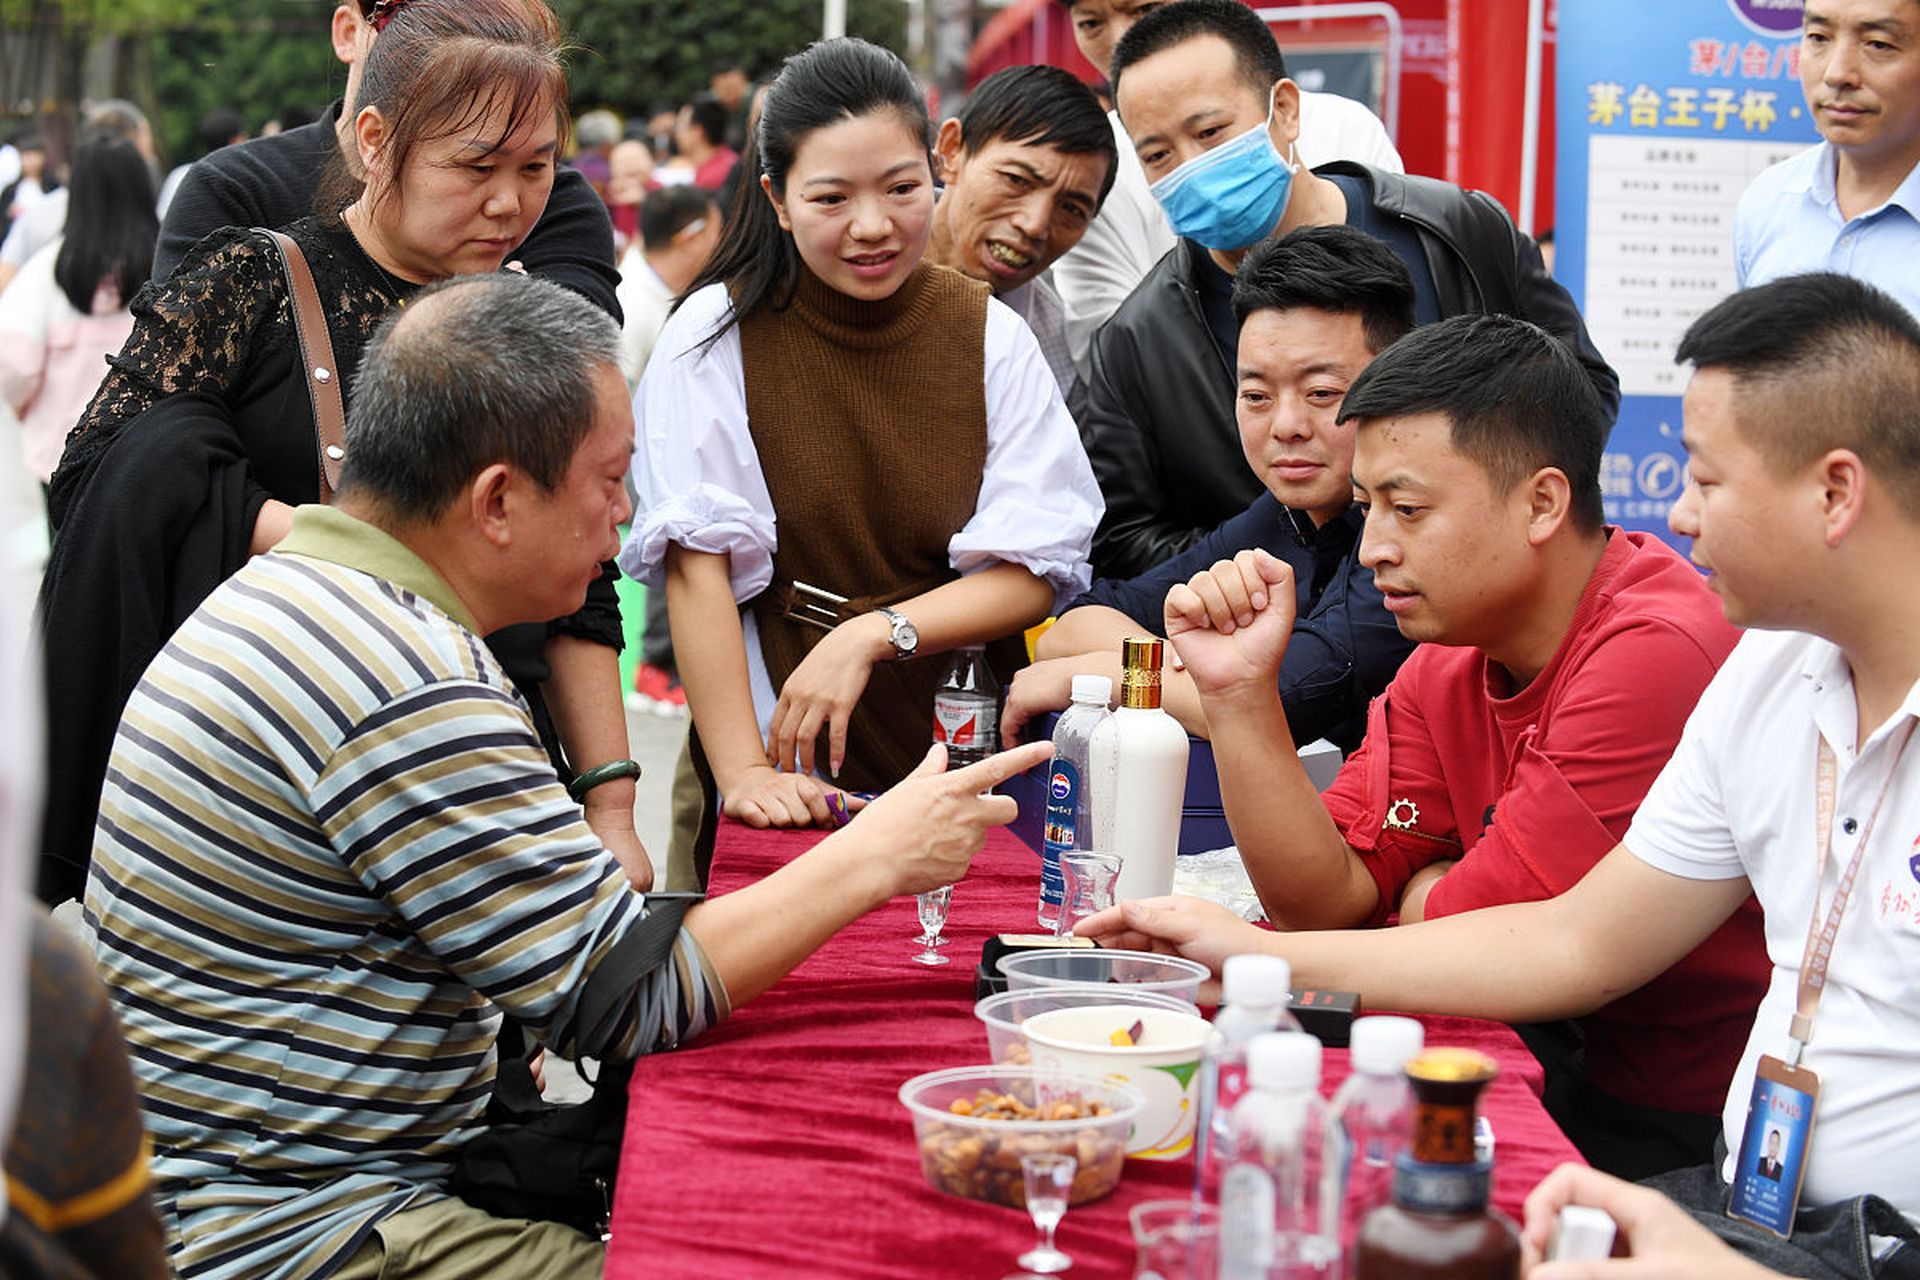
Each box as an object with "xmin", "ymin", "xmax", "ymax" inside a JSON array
[{"xmin": 1726, "ymin": 1054, "xmax": 1820, "ymax": 1238}]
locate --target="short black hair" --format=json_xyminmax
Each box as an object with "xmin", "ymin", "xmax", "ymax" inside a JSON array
[
  {"xmin": 1339, "ymin": 313, "xmax": 1610, "ymax": 531},
  {"xmin": 956, "ymin": 65, "xmax": 1119, "ymax": 210},
  {"xmin": 1232, "ymin": 225, "xmax": 1415, "ymax": 354},
  {"xmin": 685, "ymin": 94, "xmax": 729, "ymax": 147},
  {"xmin": 1677, "ymin": 271, "xmax": 1920, "ymax": 519},
  {"xmin": 342, "ymin": 274, "xmax": 620, "ymax": 519},
  {"xmin": 1112, "ymin": 0, "xmax": 1288, "ymax": 100},
  {"xmin": 641, "ymin": 183, "xmax": 715, "ymax": 251},
  {"xmin": 195, "ymin": 108, "xmax": 244, "ymax": 155}
]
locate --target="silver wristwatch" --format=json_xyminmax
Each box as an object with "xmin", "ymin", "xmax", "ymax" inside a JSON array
[{"xmin": 877, "ymin": 607, "xmax": 919, "ymax": 660}]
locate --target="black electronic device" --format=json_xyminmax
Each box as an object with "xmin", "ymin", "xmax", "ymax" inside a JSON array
[{"xmin": 972, "ymin": 933, "xmax": 1097, "ymax": 1001}]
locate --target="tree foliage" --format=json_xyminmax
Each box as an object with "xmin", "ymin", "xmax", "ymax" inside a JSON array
[
  {"xmin": 553, "ymin": 0, "xmax": 908, "ymax": 116},
  {"xmin": 5, "ymin": 0, "xmax": 910, "ymax": 164},
  {"xmin": 1, "ymin": 0, "xmax": 204, "ymax": 37},
  {"xmin": 148, "ymin": 12, "xmax": 343, "ymax": 164}
]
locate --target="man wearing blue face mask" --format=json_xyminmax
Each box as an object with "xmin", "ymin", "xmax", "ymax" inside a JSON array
[{"xmin": 1082, "ymin": 0, "xmax": 1619, "ymax": 578}]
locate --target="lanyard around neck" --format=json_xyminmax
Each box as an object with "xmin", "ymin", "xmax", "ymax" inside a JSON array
[{"xmin": 1789, "ymin": 720, "xmax": 1916, "ymax": 1064}]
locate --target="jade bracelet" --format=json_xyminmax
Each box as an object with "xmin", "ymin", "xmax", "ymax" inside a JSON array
[{"xmin": 566, "ymin": 758, "xmax": 642, "ymax": 802}]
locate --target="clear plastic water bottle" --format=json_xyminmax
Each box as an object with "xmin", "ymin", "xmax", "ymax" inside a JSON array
[
  {"xmin": 932, "ymin": 645, "xmax": 998, "ymax": 769},
  {"xmin": 1037, "ymin": 674, "xmax": 1111, "ymax": 930},
  {"xmin": 1326, "ymin": 1015, "xmax": 1425, "ymax": 1269},
  {"xmin": 1194, "ymin": 953, "xmax": 1301, "ymax": 1208},
  {"xmin": 1220, "ymin": 1032, "xmax": 1339, "ymax": 1280}
]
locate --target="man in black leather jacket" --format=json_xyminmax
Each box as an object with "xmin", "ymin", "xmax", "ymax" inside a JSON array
[{"xmin": 1086, "ymin": 0, "xmax": 1618, "ymax": 577}]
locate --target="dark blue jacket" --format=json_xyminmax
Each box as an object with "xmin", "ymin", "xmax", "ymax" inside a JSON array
[{"xmin": 1065, "ymin": 496, "xmax": 1413, "ymax": 753}]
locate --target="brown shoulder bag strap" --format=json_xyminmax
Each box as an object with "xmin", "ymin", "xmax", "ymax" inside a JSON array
[{"xmin": 259, "ymin": 228, "xmax": 347, "ymax": 504}]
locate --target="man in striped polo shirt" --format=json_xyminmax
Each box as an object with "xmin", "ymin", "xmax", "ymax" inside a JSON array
[{"xmin": 83, "ymin": 274, "xmax": 1051, "ymax": 1280}]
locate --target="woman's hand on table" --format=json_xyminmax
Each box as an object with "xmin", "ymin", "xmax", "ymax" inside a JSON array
[
  {"xmin": 848, "ymin": 741, "xmax": 1052, "ymax": 896},
  {"xmin": 1521, "ymin": 1164, "xmax": 1780, "ymax": 1280},
  {"xmin": 767, "ymin": 614, "xmax": 889, "ymax": 777},
  {"xmin": 723, "ymin": 764, "xmax": 863, "ymax": 829}
]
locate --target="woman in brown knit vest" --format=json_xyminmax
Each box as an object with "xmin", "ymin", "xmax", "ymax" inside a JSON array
[{"xmin": 617, "ymin": 38, "xmax": 1101, "ymax": 857}]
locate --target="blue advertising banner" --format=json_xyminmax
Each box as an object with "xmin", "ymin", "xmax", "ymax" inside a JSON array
[{"xmin": 1554, "ymin": 0, "xmax": 1820, "ymax": 546}]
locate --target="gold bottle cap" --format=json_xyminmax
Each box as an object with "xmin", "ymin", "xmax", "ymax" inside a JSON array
[
  {"xmin": 1406, "ymin": 1049, "xmax": 1499, "ymax": 1165},
  {"xmin": 1118, "ymin": 636, "xmax": 1164, "ymax": 709},
  {"xmin": 1406, "ymin": 1048, "xmax": 1500, "ymax": 1086}
]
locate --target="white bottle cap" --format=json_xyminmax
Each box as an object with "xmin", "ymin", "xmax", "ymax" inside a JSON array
[
  {"xmin": 1348, "ymin": 1016, "xmax": 1425, "ymax": 1077},
  {"xmin": 1221, "ymin": 953, "xmax": 1291, "ymax": 1006},
  {"xmin": 1246, "ymin": 1031, "xmax": 1320, "ymax": 1091},
  {"xmin": 1070, "ymin": 674, "xmax": 1113, "ymax": 705},
  {"xmin": 1547, "ymin": 1205, "xmax": 1618, "ymax": 1262}
]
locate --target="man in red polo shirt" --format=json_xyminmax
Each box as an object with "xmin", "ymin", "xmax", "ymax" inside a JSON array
[{"xmin": 1163, "ymin": 313, "xmax": 1767, "ymax": 1178}]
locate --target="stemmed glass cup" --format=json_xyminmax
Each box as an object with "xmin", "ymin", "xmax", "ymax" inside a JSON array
[
  {"xmin": 912, "ymin": 884, "xmax": 953, "ymax": 965},
  {"xmin": 1002, "ymin": 1151, "xmax": 1077, "ymax": 1277},
  {"xmin": 914, "ymin": 890, "xmax": 952, "ymax": 950}
]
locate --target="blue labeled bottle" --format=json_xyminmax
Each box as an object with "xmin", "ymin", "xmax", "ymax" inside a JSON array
[{"xmin": 1037, "ymin": 674, "xmax": 1111, "ymax": 930}]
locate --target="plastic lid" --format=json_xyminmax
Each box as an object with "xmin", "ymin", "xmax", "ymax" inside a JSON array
[
  {"xmin": 1070, "ymin": 674, "xmax": 1114, "ymax": 705},
  {"xmin": 1247, "ymin": 1031, "xmax": 1320, "ymax": 1091},
  {"xmin": 1349, "ymin": 1016, "xmax": 1425, "ymax": 1077},
  {"xmin": 1221, "ymin": 953, "xmax": 1291, "ymax": 1006},
  {"xmin": 1548, "ymin": 1205, "xmax": 1618, "ymax": 1262}
]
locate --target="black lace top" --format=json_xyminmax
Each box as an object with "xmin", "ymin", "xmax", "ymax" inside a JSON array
[
  {"xmin": 42, "ymin": 213, "xmax": 624, "ymax": 800},
  {"xmin": 54, "ymin": 215, "xmax": 415, "ymax": 521}
]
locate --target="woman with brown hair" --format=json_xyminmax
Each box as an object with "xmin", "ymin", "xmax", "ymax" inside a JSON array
[{"xmin": 37, "ymin": 0, "xmax": 649, "ymax": 903}]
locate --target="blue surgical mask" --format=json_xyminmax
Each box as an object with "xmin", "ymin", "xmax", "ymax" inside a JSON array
[{"xmin": 1147, "ymin": 89, "xmax": 1295, "ymax": 251}]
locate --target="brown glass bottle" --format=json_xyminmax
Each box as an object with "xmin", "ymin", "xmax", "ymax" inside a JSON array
[{"xmin": 1353, "ymin": 1048, "xmax": 1521, "ymax": 1280}]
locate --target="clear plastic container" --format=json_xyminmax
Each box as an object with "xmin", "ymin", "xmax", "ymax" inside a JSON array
[
  {"xmin": 975, "ymin": 986, "xmax": 1197, "ymax": 1067},
  {"xmin": 897, "ymin": 1065, "xmax": 1142, "ymax": 1207},
  {"xmin": 996, "ymin": 948, "xmax": 1209, "ymax": 1003}
]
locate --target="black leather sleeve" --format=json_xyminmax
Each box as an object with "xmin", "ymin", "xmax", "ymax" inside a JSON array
[
  {"xmin": 1465, "ymin": 189, "xmax": 1622, "ymax": 422},
  {"xmin": 1081, "ymin": 318, "xmax": 1207, "ymax": 579}
]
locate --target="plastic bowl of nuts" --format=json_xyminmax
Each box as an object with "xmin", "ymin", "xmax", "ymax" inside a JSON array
[
  {"xmin": 898, "ymin": 1065, "xmax": 1143, "ymax": 1208},
  {"xmin": 975, "ymin": 987, "xmax": 1198, "ymax": 1068},
  {"xmin": 996, "ymin": 948, "xmax": 1210, "ymax": 1001}
]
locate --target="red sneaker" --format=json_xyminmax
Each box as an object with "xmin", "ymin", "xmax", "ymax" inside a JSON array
[{"xmin": 629, "ymin": 662, "xmax": 688, "ymax": 716}]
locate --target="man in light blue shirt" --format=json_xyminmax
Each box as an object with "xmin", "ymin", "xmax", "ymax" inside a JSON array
[{"xmin": 1734, "ymin": 0, "xmax": 1920, "ymax": 317}]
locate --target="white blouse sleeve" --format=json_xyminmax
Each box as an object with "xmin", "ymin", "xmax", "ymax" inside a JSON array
[
  {"xmin": 616, "ymin": 283, "xmax": 778, "ymax": 603},
  {"xmin": 0, "ymin": 244, "xmax": 55, "ymax": 415},
  {"xmin": 950, "ymin": 299, "xmax": 1104, "ymax": 610}
]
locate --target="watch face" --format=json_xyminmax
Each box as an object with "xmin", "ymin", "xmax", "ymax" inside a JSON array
[{"xmin": 895, "ymin": 619, "xmax": 919, "ymax": 653}]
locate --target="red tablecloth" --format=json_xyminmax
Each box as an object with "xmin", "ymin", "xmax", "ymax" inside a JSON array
[{"xmin": 606, "ymin": 823, "xmax": 1584, "ymax": 1279}]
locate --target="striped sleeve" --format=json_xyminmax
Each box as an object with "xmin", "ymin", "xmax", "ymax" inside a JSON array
[{"xmin": 311, "ymin": 679, "xmax": 724, "ymax": 1056}]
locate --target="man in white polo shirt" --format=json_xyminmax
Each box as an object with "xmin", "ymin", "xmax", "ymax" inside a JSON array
[
  {"xmin": 1082, "ymin": 272, "xmax": 1920, "ymax": 1274},
  {"xmin": 1736, "ymin": 0, "xmax": 1920, "ymax": 318}
]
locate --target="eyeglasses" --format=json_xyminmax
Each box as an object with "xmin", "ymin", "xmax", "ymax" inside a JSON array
[{"xmin": 360, "ymin": 0, "xmax": 406, "ymax": 31}]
